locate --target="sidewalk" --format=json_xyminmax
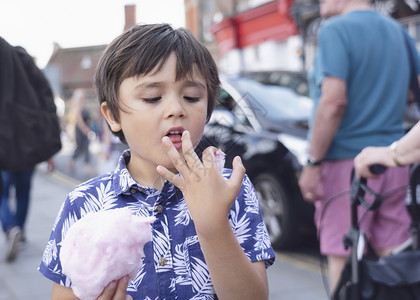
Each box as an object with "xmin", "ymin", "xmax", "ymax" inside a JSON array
[
  {"xmin": 0, "ymin": 167, "xmax": 328, "ymax": 300},
  {"xmin": 0, "ymin": 168, "xmax": 72, "ymax": 300}
]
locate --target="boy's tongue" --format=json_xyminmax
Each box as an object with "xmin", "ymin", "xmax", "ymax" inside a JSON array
[{"xmin": 168, "ymin": 133, "xmax": 182, "ymax": 149}]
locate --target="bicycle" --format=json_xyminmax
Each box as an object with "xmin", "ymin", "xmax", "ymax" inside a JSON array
[{"xmin": 331, "ymin": 163, "xmax": 420, "ymax": 300}]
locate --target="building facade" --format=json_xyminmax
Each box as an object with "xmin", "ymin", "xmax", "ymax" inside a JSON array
[
  {"xmin": 185, "ymin": 0, "xmax": 420, "ymax": 74},
  {"xmin": 185, "ymin": 0, "xmax": 304, "ymax": 73}
]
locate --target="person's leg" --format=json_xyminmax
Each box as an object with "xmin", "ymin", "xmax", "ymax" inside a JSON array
[
  {"xmin": 79, "ymin": 134, "xmax": 92, "ymax": 175},
  {"xmin": 0, "ymin": 171, "xmax": 23, "ymax": 262},
  {"xmin": 314, "ymin": 159, "xmax": 354, "ymax": 291},
  {"xmin": 0, "ymin": 173, "xmax": 3, "ymax": 206},
  {"xmin": 327, "ymin": 255, "xmax": 347, "ymax": 290},
  {"xmin": 82, "ymin": 136, "xmax": 90, "ymax": 165},
  {"xmin": 14, "ymin": 168, "xmax": 34, "ymax": 230},
  {"xmin": 365, "ymin": 166, "xmax": 411, "ymax": 256},
  {"xmin": 0, "ymin": 171, "xmax": 18, "ymax": 232},
  {"xmin": 69, "ymin": 127, "xmax": 84, "ymax": 172}
]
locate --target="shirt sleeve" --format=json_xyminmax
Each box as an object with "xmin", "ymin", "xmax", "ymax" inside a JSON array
[
  {"xmin": 38, "ymin": 194, "xmax": 82, "ymax": 286},
  {"xmin": 229, "ymin": 173, "xmax": 276, "ymax": 268},
  {"xmin": 318, "ymin": 23, "xmax": 349, "ymax": 82}
]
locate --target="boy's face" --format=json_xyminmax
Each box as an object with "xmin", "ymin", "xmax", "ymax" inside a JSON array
[{"xmin": 102, "ymin": 52, "xmax": 208, "ymax": 180}]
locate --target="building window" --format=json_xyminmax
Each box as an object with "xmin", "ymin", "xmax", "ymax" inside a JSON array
[{"xmin": 80, "ymin": 55, "xmax": 92, "ymax": 69}]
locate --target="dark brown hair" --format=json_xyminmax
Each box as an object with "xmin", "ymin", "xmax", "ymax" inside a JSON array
[{"xmin": 95, "ymin": 23, "xmax": 220, "ymax": 144}]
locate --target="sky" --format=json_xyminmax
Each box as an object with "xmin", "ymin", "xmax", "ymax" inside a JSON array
[{"xmin": 0, "ymin": 0, "xmax": 185, "ymax": 68}]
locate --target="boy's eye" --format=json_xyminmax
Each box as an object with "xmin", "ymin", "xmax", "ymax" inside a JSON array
[
  {"xmin": 184, "ymin": 96, "xmax": 200, "ymax": 102},
  {"xmin": 143, "ymin": 97, "xmax": 161, "ymax": 103}
]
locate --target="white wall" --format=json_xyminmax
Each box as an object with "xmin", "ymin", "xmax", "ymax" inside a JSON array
[{"xmin": 217, "ymin": 35, "xmax": 304, "ymax": 73}]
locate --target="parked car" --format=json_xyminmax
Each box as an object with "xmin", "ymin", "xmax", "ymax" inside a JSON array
[
  {"xmin": 240, "ymin": 70, "xmax": 310, "ymax": 97},
  {"xmin": 196, "ymin": 74, "xmax": 316, "ymax": 250}
]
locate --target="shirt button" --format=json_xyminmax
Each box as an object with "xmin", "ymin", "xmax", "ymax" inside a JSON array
[
  {"xmin": 158, "ymin": 257, "xmax": 167, "ymax": 266},
  {"xmin": 130, "ymin": 188, "xmax": 137, "ymax": 194},
  {"xmin": 156, "ymin": 205, "xmax": 163, "ymax": 214},
  {"xmin": 137, "ymin": 187, "xmax": 145, "ymax": 193}
]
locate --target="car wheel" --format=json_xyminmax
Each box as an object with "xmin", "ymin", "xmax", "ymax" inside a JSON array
[{"xmin": 254, "ymin": 173, "xmax": 297, "ymax": 249}]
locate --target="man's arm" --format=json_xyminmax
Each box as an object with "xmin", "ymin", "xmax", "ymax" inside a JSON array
[{"xmin": 299, "ymin": 76, "xmax": 347, "ymax": 202}]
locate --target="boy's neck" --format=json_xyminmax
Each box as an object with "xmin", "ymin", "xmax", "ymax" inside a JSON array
[{"xmin": 127, "ymin": 162, "xmax": 165, "ymax": 190}]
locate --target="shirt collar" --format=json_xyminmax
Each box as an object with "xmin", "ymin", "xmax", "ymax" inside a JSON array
[{"xmin": 111, "ymin": 149, "xmax": 177, "ymax": 198}]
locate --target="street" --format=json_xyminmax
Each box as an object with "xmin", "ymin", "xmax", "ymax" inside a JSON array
[{"xmin": 0, "ymin": 140, "xmax": 329, "ymax": 300}]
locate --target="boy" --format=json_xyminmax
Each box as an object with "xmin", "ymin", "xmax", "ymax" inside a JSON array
[{"xmin": 39, "ymin": 23, "xmax": 275, "ymax": 299}]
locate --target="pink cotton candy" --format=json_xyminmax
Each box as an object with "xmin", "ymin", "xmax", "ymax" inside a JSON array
[
  {"xmin": 60, "ymin": 207, "xmax": 155, "ymax": 300},
  {"xmin": 214, "ymin": 149, "xmax": 225, "ymax": 173}
]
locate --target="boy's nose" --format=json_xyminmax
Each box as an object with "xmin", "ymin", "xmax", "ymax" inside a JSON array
[{"xmin": 165, "ymin": 97, "xmax": 186, "ymax": 118}]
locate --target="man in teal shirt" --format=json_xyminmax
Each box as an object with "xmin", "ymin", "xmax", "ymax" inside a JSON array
[{"xmin": 299, "ymin": 0, "xmax": 420, "ymax": 290}]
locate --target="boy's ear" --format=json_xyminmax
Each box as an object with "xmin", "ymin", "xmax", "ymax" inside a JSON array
[{"xmin": 101, "ymin": 102, "xmax": 122, "ymax": 133}]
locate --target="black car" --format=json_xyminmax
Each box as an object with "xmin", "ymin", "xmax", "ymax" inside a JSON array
[{"xmin": 197, "ymin": 75, "xmax": 316, "ymax": 250}]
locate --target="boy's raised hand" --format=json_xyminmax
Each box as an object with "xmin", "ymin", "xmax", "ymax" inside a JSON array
[{"xmin": 157, "ymin": 130, "xmax": 245, "ymax": 235}]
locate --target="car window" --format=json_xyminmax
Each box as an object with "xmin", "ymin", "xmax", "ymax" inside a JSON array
[
  {"xmin": 241, "ymin": 71, "xmax": 310, "ymax": 97},
  {"xmin": 229, "ymin": 77, "xmax": 313, "ymax": 123},
  {"xmin": 217, "ymin": 89, "xmax": 253, "ymax": 128},
  {"xmin": 232, "ymin": 102, "xmax": 252, "ymax": 127}
]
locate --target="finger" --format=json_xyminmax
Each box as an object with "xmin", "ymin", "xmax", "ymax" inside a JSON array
[
  {"xmin": 303, "ymin": 192, "xmax": 316, "ymax": 202},
  {"xmin": 354, "ymin": 165, "xmax": 369, "ymax": 179},
  {"xmin": 97, "ymin": 276, "xmax": 130, "ymax": 300},
  {"xmin": 181, "ymin": 131, "xmax": 203, "ymax": 171},
  {"xmin": 114, "ymin": 276, "xmax": 130, "ymax": 300},
  {"xmin": 201, "ymin": 146, "xmax": 219, "ymax": 171},
  {"xmin": 227, "ymin": 156, "xmax": 246, "ymax": 194},
  {"xmin": 97, "ymin": 280, "xmax": 117, "ymax": 299},
  {"xmin": 162, "ymin": 136, "xmax": 190, "ymax": 175},
  {"xmin": 354, "ymin": 157, "xmax": 374, "ymax": 179},
  {"xmin": 156, "ymin": 165, "xmax": 185, "ymax": 188}
]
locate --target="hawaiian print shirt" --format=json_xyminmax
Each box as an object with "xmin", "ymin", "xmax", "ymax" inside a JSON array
[{"xmin": 39, "ymin": 150, "xmax": 275, "ymax": 299}]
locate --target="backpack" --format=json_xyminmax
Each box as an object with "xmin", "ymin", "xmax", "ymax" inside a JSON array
[{"xmin": 0, "ymin": 37, "xmax": 61, "ymax": 171}]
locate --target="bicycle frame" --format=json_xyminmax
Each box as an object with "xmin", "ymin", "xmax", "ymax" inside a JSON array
[{"xmin": 332, "ymin": 167, "xmax": 385, "ymax": 300}]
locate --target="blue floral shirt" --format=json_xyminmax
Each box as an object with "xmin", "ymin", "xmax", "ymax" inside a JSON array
[{"xmin": 39, "ymin": 150, "xmax": 275, "ymax": 299}]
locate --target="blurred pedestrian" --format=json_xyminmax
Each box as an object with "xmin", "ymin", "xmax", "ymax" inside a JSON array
[
  {"xmin": 0, "ymin": 37, "xmax": 61, "ymax": 262},
  {"xmin": 98, "ymin": 117, "xmax": 128, "ymax": 174},
  {"xmin": 1, "ymin": 158, "xmax": 54, "ymax": 262},
  {"xmin": 1, "ymin": 169, "xmax": 33, "ymax": 260},
  {"xmin": 68, "ymin": 89, "xmax": 93, "ymax": 176},
  {"xmin": 298, "ymin": 0, "xmax": 420, "ymax": 290}
]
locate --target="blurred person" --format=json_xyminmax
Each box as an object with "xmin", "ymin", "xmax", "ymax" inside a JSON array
[
  {"xmin": 98, "ymin": 116, "xmax": 128, "ymax": 174},
  {"xmin": 1, "ymin": 169, "xmax": 33, "ymax": 261},
  {"xmin": 68, "ymin": 89, "xmax": 93, "ymax": 176},
  {"xmin": 355, "ymin": 121, "xmax": 420, "ymax": 178},
  {"xmin": 298, "ymin": 0, "xmax": 420, "ymax": 290},
  {"xmin": 54, "ymin": 94, "xmax": 66, "ymax": 132},
  {"xmin": 1, "ymin": 159, "xmax": 54, "ymax": 262},
  {"xmin": 0, "ymin": 37, "xmax": 61, "ymax": 262}
]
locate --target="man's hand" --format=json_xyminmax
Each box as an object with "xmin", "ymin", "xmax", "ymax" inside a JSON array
[{"xmin": 298, "ymin": 166, "xmax": 322, "ymax": 202}]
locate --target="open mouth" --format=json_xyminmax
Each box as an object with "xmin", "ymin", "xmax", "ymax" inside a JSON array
[{"xmin": 166, "ymin": 128, "xmax": 184, "ymax": 150}]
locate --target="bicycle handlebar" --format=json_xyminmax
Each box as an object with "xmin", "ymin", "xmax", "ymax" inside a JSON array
[
  {"xmin": 350, "ymin": 164, "xmax": 387, "ymax": 219},
  {"xmin": 369, "ymin": 164, "xmax": 387, "ymax": 175}
]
